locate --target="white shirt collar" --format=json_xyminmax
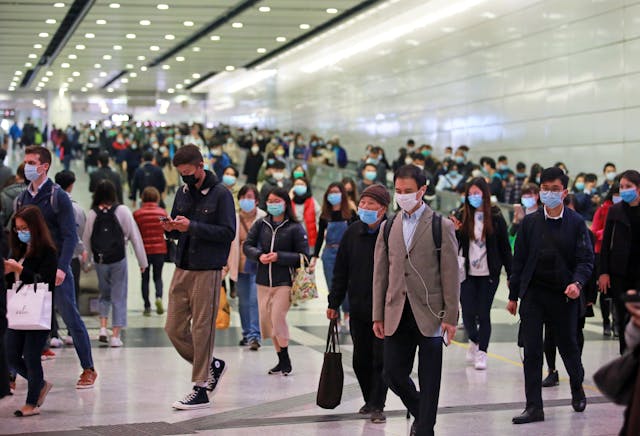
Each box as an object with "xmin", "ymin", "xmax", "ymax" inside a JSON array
[{"xmin": 544, "ymin": 205, "xmax": 564, "ymax": 220}]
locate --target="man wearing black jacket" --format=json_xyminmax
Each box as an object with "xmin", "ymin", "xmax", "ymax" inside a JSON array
[
  {"xmin": 507, "ymin": 167, "xmax": 594, "ymax": 425},
  {"xmin": 90, "ymin": 152, "xmax": 123, "ymax": 204},
  {"xmin": 327, "ymin": 184, "xmax": 390, "ymax": 424},
  {"xmin": 131, "ymin": 151, "xmax": 166, "ymax": 207}
]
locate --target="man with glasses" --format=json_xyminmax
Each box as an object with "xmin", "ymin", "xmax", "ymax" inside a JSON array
[{"xmin": 506, "ymin": 166, "xmax": 594, "ymax": 424}]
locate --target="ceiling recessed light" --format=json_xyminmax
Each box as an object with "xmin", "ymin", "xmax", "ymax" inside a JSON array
[
  {"xmin": 192, "ymin": 73, "xmax": 200, "ymax": 79},
  {"xmin": 86, "ymin": 83, "xmax": 93, "ymax": 87},
  {"xmin": 125, "ymin": 63, "xmax": 134, "ymax": 69},
  {"xmin": 257, "ymin": 47, "xmax": 267, "ymax": 53},
  {"xmin": 72, "ymin": 71, "xmax": 80, "ymax": 76},
  {"xmin": 37, "ymin": 82, "xmax": 44, "ymax": 86},
  {"xmin": 137, "ymin": 55, "xmax": 146, "ymax": 61},
  {"xmin": 8, "ymin": 87, "xmax": 15, "ymax": 91},
  {"xmin": 35, "ymin": 87, "xmax": 42, "ymax": 91},
  {"xmin": 15, "ymin": 71, "xmax": 23, "ymax": 75},
  {"xmin": 81, "ymin": 87, "xmax": 87, "ymax": 92},
  {"xmin": 139, "ymin": 19, "xmax": 151, "ymax": 25},
  {"xmin": 176, "ymin": 56, "xmax": 185, "ymax": 62},
  {"xmin": 183, "ymin": 21, "xmax": 194, "ymax": 27},
  {"xmin": 162, "ymin": 64, "xmax": 170, "ymax": 70},
  {"xmin": 68, "ymin": 54, "xmax": 77, "ymax": 59},
  {"xmin": 129, "ymin": 72, "xmax": 137, "ymax": 77},
  {"xmin": 259, "ymin": 6, "xmax": 270, "ymax": 12},
  {"xmin": 167, "ymin": 88, "xmax": 175, "ymax": 93},
  {"xmin": 94, "ymin": 63, "xmax": 101, "ymax": 68},
  {"xmin": 184, "ymin": 79, "xmax": 192, "ymax": 84},
  {"xmin": 85, "ymin": 33, "xmax": 95, "ymax": 38},
  {"xmin": 46, "ymin": 71, "xmax": 53, "ymax": 76},
  {"xmin": 99, "ymin": 72, "xmax": 107, "ymax": 77},
  {"xmin": 53, "ymin": 2, "xmax": 65, "ymax": 7},
  {"xmin": 75, "ymin": 44, "xmax": 85, "ymax": 50},
  {"xmin": 140, "ymin": 66, "xmax": 148, "ymax": 71},
  {"xmin": 10, "ymin": 82, "xmax": 16, "ymax": 87},
  {"xmin": 34, "ymin": 43, "xmax": 43, "ymax": 49},
  {"xmin": 157, "ymin": 4, "xmax": 169, "ymax": 10},
  {"xmin": 109, "ymin": 3, "xmax": 120, "ymax": 8},
  {"xmin": 103, "ymin": 54, "xmax": 112, "ymax": 60},
  {"xmin": 326, "ymin": 8, "xmax": 338, "ymax": 14},
  {"xmin": 150, "ymin": 45, "xmax": 160, "ymax": 51},
  {"xmin": 126, "ymin": 33, "xmax": 136, "ymax": 39},
  {"xmin": 121, "ymin": 78, "xmax": 129, "ymax": 83},
  {"xmin": 67, "ymin": 78, "xmax": 73, "ymax": 82},
  {"xmin": 231, "ymin": 22, "xmax": 243, "ymax": 28},
  {"xmin": 38, "ymin": 32, "xmax": 49, "ymax": 38},
  {"xmin": 107, "ymin": 87, "xmax": 114, "ymax": 92},
  {"xmin": 164, "ymin": 34, "xmax": 175, "ymax": 40},
  {"xmin": 113, "ymin": 45, "xmax": 122, "ymax": 50},
  {"xmin": 42, "ymin": 77, "xmax": 49, "ymax": 82},
  {"xmin": 45, "ymin": 19, "xmax": 56, "ymax": 24},
  {"xmin": 175, "ymin": 84, "xmax": 183, "ymax": 89},
  {"xmin": 192, "ymin": 46, "xmax": 201, "ymax": 52},
  {"xmin": 225, "ymin": 65, "xmax": 235, "ymax": 71},
  {"xmin": 61, "ymin": 62, "xmax": 70, "ymax": 68},
  {"xmin": 210, "ymin": 35, "xmax": 220, "ymax": 41},
  {"xmin": 28, "ymin": 53, "xmax": 37, "ymax": 59},
  {"xmin": 276, "ymin": 36, "xmax": 286, "ymax": 42},
  {"xmin": 25, "ymin": 62, "xmax": 33, "ymax": 66},
  {"xmin": 96, "ymin": 19, "xmax": 107, "ymax": 25},
  {"xmin": 299, "ymin": 23, "xmax": 310, "ymax": 29}
]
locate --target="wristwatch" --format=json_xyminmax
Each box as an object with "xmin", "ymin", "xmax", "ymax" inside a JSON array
[{"xmin": 573, "ymin": 281, "xmax": 583, "ymax": 291}]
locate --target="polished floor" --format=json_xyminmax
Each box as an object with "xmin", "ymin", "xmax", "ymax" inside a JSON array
[{"xmin": 0, "ymin": 156, "xmax": 625, "ymax": 435}]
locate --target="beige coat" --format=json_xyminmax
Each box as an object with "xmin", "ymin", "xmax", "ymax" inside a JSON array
[
  {"xmin": 373, "ymin": 207, "xmax": 460, "ymax": 337},
  {"xmin": 226, "ymin": 208, "xmax": 267, "ymax": 282}
]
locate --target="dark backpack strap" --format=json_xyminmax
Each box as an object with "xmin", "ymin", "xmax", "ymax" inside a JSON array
[
  {"xmin": 432, "ymin": 212, "xmax": 442, "ymax": 264},
  {"xmin": 383, "ymin": 213, "xmax": 397, "ymax": 255}
]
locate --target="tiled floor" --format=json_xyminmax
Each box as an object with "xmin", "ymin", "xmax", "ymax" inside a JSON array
[{"xmin": 0, "ymin": 157, "xmax": 626, "ymax": 435}]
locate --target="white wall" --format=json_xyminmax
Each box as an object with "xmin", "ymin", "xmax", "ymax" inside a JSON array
[{"xmin": 204, "ymin": 0, "xmax": 640, "ymax": 175}]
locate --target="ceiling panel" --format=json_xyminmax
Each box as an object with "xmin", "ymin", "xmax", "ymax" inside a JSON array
[{"xmin": 0, "ymin": 0, "xmax": 365, "ymax": 96}]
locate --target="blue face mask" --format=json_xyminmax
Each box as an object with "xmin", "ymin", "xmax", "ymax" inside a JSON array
[
  {"xmin": 460, "ymin": 195, "xmax": 466, "ymax": 205},
  {"xmin": 455, "ymin": 156, "xmax": 465, "ymax": 164},
  {"xmin": 327, "ymin": 193, "xmax": 342, "ymax": 206},
  {"xmin": 620, "ymin": 187, "xmax": 638, "ymax": 203},
  {"xmin": 24, "ymin": 163, "xmax": 40, "ymax": 182},
  {"xmin": 222, "ymin": 175, "xmax": 236, "ymax": 186},
  {"xmin": 499, "ymin": 164, "xmax": 509, "ymax": 171},
  {"xmin": 575, "ymin": 182, "xmax": 585, "ymax": 191},
  {"xmin": 448, "ymin": 170, "xmax": 459, "ymax": 177},
  {"xmin": 267, "ymin": 203, "xmax": 285, "ymax": 217},
  {"xmin": 612, "ymin": 195, "xmax": 623, "ymax": 204},
  {"xmin": 467, "ymin": 194, "xmax": 483, "ymax": 209},
  {"xmin": 267, "ymin": 158, "xmax": 275, "ymax": 165},
  {"xmin": 516, "ymin": 172, "xmax": 527, "ymax": 179},
  {"xmin": 17, "ymin": 230, "xmax": 31, "ymax": 244},
  {"xmin": 521, "ymin": 196, "xmax": 537, "ymax": 209},
  {"xmin": 358, "ymin": 207, "xmax": 379, "ymax": 225},
  {"xmin": 540, "ymin": 190, "xmax": 564, "ymax": 208},
  {"xmin": 239, "ymin": 198, "xmax": 256, "ymax": 213},
  {"xmin": 364, "ymin": 171, "xmax": 377, "ymax": 181},
  {"xmin": 293, "ymin": 185, "xmax": 308, "ymax": 196}
]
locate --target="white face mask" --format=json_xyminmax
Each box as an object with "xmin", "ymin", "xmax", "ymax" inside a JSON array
[{"xmin": 396, "ymin": 191, "xmax": 422, "ymax": 212}]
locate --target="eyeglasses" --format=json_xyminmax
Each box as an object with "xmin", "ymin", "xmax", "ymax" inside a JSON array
[{"xmin": 540, "ymin": 187, "xmax": 564, "ymax": 193}]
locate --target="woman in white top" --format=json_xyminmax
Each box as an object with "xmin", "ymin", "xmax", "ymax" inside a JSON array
[
  {"xmin": 436, "ymin": 163, "xmax": 464, "ymax": 192},
  {"xmin": 83, "ymin": 179, "xmax": 148, "ymax": 347}
]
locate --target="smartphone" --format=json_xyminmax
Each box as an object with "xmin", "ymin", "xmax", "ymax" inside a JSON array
[
  {"xmin": 158, "ymin": 217, "xmax": 170, "ymax": 222},
  {"xmin": 622, "ymin": 293, "xmax": 640, "ymax": 303},
  {"xmin": 442, "ymin": 330, "xmax": 449, "ymax": 347}
]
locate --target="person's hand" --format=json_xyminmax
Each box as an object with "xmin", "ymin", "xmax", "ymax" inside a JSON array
[
  {"xmin": 625, "ymin": 290, "xmax": 640, "ymax": 328},
  {"xmin": 259, "ymin": 254, "xmax": 271, "ymax": 264},
  {"xmin": 373, "ymin": 321, "xmax": 385, "ymax": 339},
  {"xmin": 269, "ymin": 252, "xmax": 278, "ymax": 263},
  {"xmin": 506, "ymin": 300, "xmax": 518, "ymax": 315},
  {"xmin": 599, "ymin": 274, "xmax": 611, "ymax": 294},
  {"xmin": 441, "ymin": 322, "xmax": 456, "ymax": 346},
  {"xmin": 81, "ymin": 250, "xmax": 88, "ymax": 264},
  {"xmin": 449, "ymin": 215, "xmax": 462, "ymax": 230},
  {"xmin": 564, "ymin": 283, "xmax": 581, "ymax": 299},
  {"xmin": 172, "ymin": 215, "xmax": 190, "ymax": 232},
  {"xmin": 140, "ymin": 267, "xmax": 146, "ymax": 273},
  {"xmin": 55, "ymin": 268, "xmax": 66, "ymax": 286},
  {"xmin": 3, "ymin": 259, "xmax": 21, "ymax": 274},
  {"xmin": 309, "ymin": 257, "xmax": 317, "ymax": 272},
  {"xmin": 326, "ymin": 308, "xmax": 339, "ymax": 319},
  {"xmin": 161, "ymin": 218, "xmax": 174, "ymax": 231}
]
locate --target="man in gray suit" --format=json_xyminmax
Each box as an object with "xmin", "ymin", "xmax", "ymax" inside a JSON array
[{"xmin": 373, "ymin": 165, "xmax": 460, "ymax": 436}]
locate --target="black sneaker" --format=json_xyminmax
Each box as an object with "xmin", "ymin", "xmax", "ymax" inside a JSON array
[
  {"xmin": 268, "ymin": 363, "xmax": 282, "ymax": 375},
  {"xmin": 249, "ymin": 339, "xmax": 261, "ymax": 351},
  {"xmin": 370, "ymin": 409, "xmax": 386, "ymax": 423},
  {"xmin": 238, "ymin": 338, "xmax": 248, "ymax": 346},
  {"xmin": 206, "ymin": 358, "xmax": 227, "ymax": 395},
  {"xmin": 542, "ymin": 370, "xmax": 559, "ymax": 388},
  {"xmin": 172, "ymin": 386, "xmax": 209, "ymax": 410},
  {"xmin": 358, "ymin": 404, "xmax": 372, "ymax": 415}
]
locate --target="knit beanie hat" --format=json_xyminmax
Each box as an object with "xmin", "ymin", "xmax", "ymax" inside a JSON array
[{"xmin": 360, "ymin": 184, "xmax": 391, "ymax": 207}]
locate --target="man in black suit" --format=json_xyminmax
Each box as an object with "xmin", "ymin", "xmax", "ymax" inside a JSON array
[
  {"xmin": 89, "ymin": 152, "xmax": 123, "ymax": 204},
  {"xmin": 130, "ymin": 151, "xmax": 166, "ymax": 208},
  {"xmin": 507, "ymin": 166, "xmax": 594, "ymax": 425}
]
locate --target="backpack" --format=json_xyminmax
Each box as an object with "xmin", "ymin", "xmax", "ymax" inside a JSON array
[
  {"xmin": 90, "ymin": 204, "xmax": 125, "ymax": 264},
  {"xmin": 16, "ymin": 183, "xmax": 61, "ymax": 214},
  {"xmin": 383, "ymin": 211, "xmax": 442, "ymax": 264}
]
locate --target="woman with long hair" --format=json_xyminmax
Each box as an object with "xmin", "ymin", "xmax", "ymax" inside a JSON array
[
  {"xmin": 341, "ymin": 177, "xmax": 358, "ymax": 211},
  {"xmin": 289, "ymin": 176, "xmax": 321, "ymax": 252},
  {"xmin": 5, "ymin": 206, "xmax": 57, "ymax": 416}
]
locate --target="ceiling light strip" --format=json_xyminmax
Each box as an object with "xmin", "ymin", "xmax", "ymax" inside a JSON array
[
  {"xmin": 147, "ymin": 0, "xmax": 261, "ymax": 68},
  {"xmin": 243, "ymin": 0, "xmax": 382, "ymax": 69},
  {"xmin": 185, "ymin": 71, "xmax": 218, "ymax": 90}
]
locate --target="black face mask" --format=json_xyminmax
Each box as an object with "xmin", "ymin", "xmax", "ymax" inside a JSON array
[{"xmin": 181, "ymin": 173, "xmax": 199, "ymax": 187}]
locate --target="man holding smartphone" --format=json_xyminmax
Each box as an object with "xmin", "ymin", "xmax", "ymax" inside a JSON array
[{"xmin": 162, "ymin": 145, "xmax": 236, "ymax": 410}]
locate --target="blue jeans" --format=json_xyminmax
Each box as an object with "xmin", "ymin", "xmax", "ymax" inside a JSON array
[
  {"xmin": 322, "ymin": 247, "xmax": 349, "ymax": 314},
  {"xmin": 236, "ymin": 272, "xmax": 260, "ymax": 342},
  {"xmin": 95, "ymin": 258, "xmax": 129, "ymax": 327},
  {"xmin": 56, "ymin": 266, "xmax": 93, "ymax": 369},
  {"xmin": 6, "ymin": 329, "xmax": 50, "ymax": 406}
]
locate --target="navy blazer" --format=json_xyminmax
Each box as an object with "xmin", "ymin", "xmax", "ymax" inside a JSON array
[{"xmin": 508, "ymin": 207, "xmax": 594, "ymax": 301}]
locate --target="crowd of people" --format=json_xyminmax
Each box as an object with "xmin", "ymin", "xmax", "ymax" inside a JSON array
[{"xmin": 0, "ymin": 118, "xmax": 639, "ymax": 435}]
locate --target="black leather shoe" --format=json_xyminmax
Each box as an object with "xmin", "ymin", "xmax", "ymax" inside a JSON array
[
  {"xmin": 512, "ymin": 407, "xmax": 544, "ymax": 424},
  {"xmin": 542, "ymin": 370, "xmax": 559, "ymax": 388},
  {"xmin": 571, "ymin": 386, "xmax": 587, "ymax": 412}
]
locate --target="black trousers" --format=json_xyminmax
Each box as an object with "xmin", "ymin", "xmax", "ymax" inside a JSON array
[
  {"xmin": 141, "ymin": 253, "xmax": 165, "ymax": 308},
  {"xmin": 543, "ymin": 316, "xmax": 585, "ymax": 371},
  {"xmin": 520, "ymin": 288, "xmax": 584, "ymax": 409},
  {"xmin": 611, "ymin": 275, "xmax": 632, "ymax": 355},
  {"xmin": 383, "ymin": 302, "xmax": 442, "ymax": 436},
  {"xmin": 349, "ymin": 317, "xmax": 387, "ymax": 410}
]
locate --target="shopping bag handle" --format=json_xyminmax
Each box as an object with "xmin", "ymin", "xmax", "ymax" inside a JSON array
[
  {"xmin": 325, "ymin": 318, "xmax": 341, "ymax": 353},
  {"xmin": 14, "ymin": 274, "xmax": 44, "ymax": 293}
]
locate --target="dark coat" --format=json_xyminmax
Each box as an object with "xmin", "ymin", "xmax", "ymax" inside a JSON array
[
  {"xmin": 130, "ymin": 163, "xmax": 166, "ymax": 201},
  {"xmin": 89, "ymin": 167, "xmax": 123, "ymax": 204},
  {"xmin": 600, "ymin": 202, "xmax": 640, "ymax": 290},
  {"xmin": 243, "ymin": 153, "xmax": 264, "ymax": 185}
]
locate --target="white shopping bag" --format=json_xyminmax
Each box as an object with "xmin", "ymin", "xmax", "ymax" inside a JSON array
[{"xmin": 6, "ymin": 282, "xmax": 52, "ymax": 330}]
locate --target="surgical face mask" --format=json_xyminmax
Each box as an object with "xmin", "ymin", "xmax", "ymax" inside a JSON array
[
  {"xmin": 606, "ymin": 171, "xmax": 617, "ymax": 181},
  {"xmin": 396, "ymin": 191, "xmax": 421, "ymax": 212},
  {"xmin": 24, "ymin": 163, "xmax": 40, "ymax": 182},
  {"xmin": 612, "ymin": 195, "xmax": 623, "ymax": 204},
  {"xmin": 211, "ymin": 148, "xmax": 222, "ymax": 156},
  {"xmin": 575, "ymin": 182, "xmax": 585, "ymax": 191},
  {"xmin": 620, "ymin": 187, "xmax": 638, "ymax": 203},
  {"xmin": 404, "ymin": 157, "xmax": 413, "ymax": 165},
  {"xmin": 152, "ymin": 142, "xmax": 159, "ymax": 149},
  {"xmin": 293, "ymin": 170, "xmax": 304, "ymax": 179},
  {"xmin": 448, "ymin": 170, "xmax": 459, "ymax": 177},
  {"xmin": 455, "ymin": 156, "xmax": 465, "ymax": 164},
  {"xmin": 540, "ymin": 190, "xmax": 563, "ymax": 208},
  {"xmin": 267, "ymin": 202, "xmax": 285, "ymax": 217},
  {"xmin": 275, "ymin": 149, "xmax": 285, "ymax": 156},
  {"xmin": 239, "ymin": 198, "xmax": 256, "ymax": 213},
  {"xmin": 327, "ymin": 193, "xmax": 342, "ymax": 206},
  {"xmin": 293, "ymin": 185, "xmax": 308, "ymax": 196},
  {"xmin": 272, "ymin": 171, "xmax": 284, "ymax": 181},
  {"xmin": 421, "ymin": 150, "xmax": 431, "ymax": 157},
  {"xmin": 358, "ymin": 207, "xmax": 379, "ymax": 225},
  {"xmin": 251, "ymin": 146, "xmax": 260, "ymax": 154},
  {"xmin": 131, "ymin": 144, "xmax": 138, "ymax": 150},
  {"xmin": 267, "ymin": 158, "xmax": 276, "ymax": 165},
  {"xmin": 222, "ymin": 175, "xmax": 236, "ymax": 186},
  {"xmin": 471, "ymin": 169, "xmax": 483, "ymax": 178},
  {"xmin": 516, "ymin": 172, "xmax": 527, "ymax": 179},
  {"xmin": 499, "ymin": 164, "xmax": 509, "ymax": 171},
  {"xmin": 17, "ymin": 230, "xmax": 31, "ymax": 244},
  {"xmin": 521, "ymin": 196, "xmax": 537, "ymax": 209},
  {"xmin": 467, "ymin": 194, "xmax": 483, "ymax": 209},
  {"xmin": 364, "ymin": 171, "xmax": 377, "ymax": 181},
  {"xmin": 159, "ymin": 146, "xmax": 168, "ymax": 154},
  {"xmin": 366, "ymin": 158, "xmax": 378, "ymax": 165}
]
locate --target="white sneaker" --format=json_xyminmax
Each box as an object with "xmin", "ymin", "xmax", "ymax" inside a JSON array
[
  {"xmin": 109, "ymin": 336, "xmax": 123, "ymax": 347},
  {"xmin": 64, "ymin": 335, "xmax": 74, "ymax": 346},
  {"xmin": 98, "ymin": 328, "xmax": 108, "ymax": 343},
  {"xmin": 475, "ymin": 350, "xmax": 487, "ymax": 370},
  {"xmin": 466, "ymin": 341, "xmax": 478, "ymax": 363},
  {"xmin": 49, "ymin": 337, "xmax": 63, "ymax": 348}
]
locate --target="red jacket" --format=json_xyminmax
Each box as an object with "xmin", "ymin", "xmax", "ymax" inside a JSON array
[
  {"xmin": 133, "ymin": 202, "xmax": 168, "ymax": 255},
  {"xmin": 591, "ymin": 200, "xmax": 613, "ymax": 254}
]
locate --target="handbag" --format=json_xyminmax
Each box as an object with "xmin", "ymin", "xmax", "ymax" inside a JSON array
[
  {"xmin": 164, "ymin": 238, "xmax": 177, "ymax": 263},
  {"xmin": 593, "ymin": 344, "xmax": 640, "ymax": 405},
  {"xmin": 6, "ymin": 280, "xmax": 52, "ymax": 330},
  {"xmin": 290, "ymin": 254, "xmax": 318, "ymax": 304},
  {"xmin": 215, "ymin": 287, "xmax": 231, "ymax": 329},
  {"xmin": 316, "ymin": 318, "xmax": 344, "ymax": 409}
]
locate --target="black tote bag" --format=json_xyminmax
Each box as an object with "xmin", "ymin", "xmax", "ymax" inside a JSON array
[{"xmin": 316, "ymin": 318, "xmax": 344, "ymax": 409}]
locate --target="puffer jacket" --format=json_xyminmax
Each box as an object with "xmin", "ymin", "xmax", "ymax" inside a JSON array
[
  {"xmin": 243, "ymin": 216, "xmax": 309, "ymax": 287},
  {"xmin": 133, "ymin": 202, "xmax": 168, "ymax": 255}
]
